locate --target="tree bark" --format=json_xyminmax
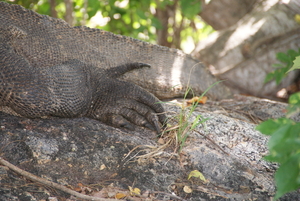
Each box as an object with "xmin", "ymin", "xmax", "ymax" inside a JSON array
[
  {"xmin": 192, "ymin": 0, "xmax": 300, "ymax": 99},
  {"xmin": 200, "ymin": 0, "xmax": 258, "ymax": 30},
  {"xmin": 155, "ymin": 0, "xmax": 185, "ymax": 49},
  {"xmin": 64, "ymin": 0, "xmax": 74, "ymax": 25},
  {"xmin": 155, "ymin": 5, "xmax": 172, "ymax": 47},
  {"xmin": 48, "ymin": 0, "xmax": 57, "ymax": 18},
  {"xmin": 81, "ymin": 0, "xmax": 88, "ymax": 26}
]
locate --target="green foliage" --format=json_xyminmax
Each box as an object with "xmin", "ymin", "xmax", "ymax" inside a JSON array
[
  {"xmin": 287, "ymin": 92, "xmax": 300, "ymax": 118},
  {"xmin": 257, "ymin": 58, "xmax": 300, "ymax": 199},
  {"xmin": 3, "ymin": 0, "xmax": 39, "ymax": 9},
  {"xmin": 265, "ymin": 48, "xmax": 300, "ymax": 85},
  {"xmin": 256, "ymin": 112, "xmax": 300, "ymax": 199},
  {"xmin": 180, "ymin": 0, "xmax": 201, "ymax": 19},
  {"xmin": 287, "ymin": 56, "xmax": 300, "ymax": 73}
]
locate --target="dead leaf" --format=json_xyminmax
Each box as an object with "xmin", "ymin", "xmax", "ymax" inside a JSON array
[
  {"xmin": 110, "ymin": 173, "xmax": 118, "ymax": 178},
  {"xmin": 100, "ymin": 164, "xmax": 106, "ymax": 170},
  {"xmin": 183, "ymin": 185, "xmax": 192, "ymax": 193},
  {"xmin": 186, "ymin": 96, "xmax": 207, "ymax": 105},
  {"xmin": 129, "ymin": 186, "xmax": 141, "ymax": 196},
  {"xmin": 73, "ymin": 187, "xmax": 82, "ymax": 192},
  {"xmin": 115, "ymin": 192, "xmax": 127, "ymax": 199},
  {"xmin": 157, "ymin": 138, "xmax": 165, "ymax": 144}
]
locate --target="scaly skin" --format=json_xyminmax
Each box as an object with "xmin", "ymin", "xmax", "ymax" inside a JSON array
[
  {"xmin": 0, "ymin": 2, "xmax": 232, "ymax": 102},
  {"xmin": 0, "ymin": 2, "xmax": 168, "ymax": 133},
  {"xmin": 0, "ymin": 49, "xmax": 166, "ymax": 132}
]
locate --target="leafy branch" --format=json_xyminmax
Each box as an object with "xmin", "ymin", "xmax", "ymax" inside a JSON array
[
  {"xmin": 265, "ymin": 48, "xmax": 300, "ymax": 85},
  {"xmin": 257, "ymin": 55, "xmax": 300, "ymax": 199}
]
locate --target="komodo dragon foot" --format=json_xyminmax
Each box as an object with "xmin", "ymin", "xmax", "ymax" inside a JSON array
[{"xmin": 87, "ymin": 62, "xmax": 167, "ymax": 133}]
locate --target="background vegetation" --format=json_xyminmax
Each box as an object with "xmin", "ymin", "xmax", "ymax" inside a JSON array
[
  {"xmin": 8, "ymin": 0, "xmax": 213, "ymax": 53},
  {"xmin": 257, "ymin": 55, "xmax": 300, "ymax": 199}
]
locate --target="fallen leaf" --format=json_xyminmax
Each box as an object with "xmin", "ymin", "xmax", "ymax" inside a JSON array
[
  {"xmin": 129, "ymin": 186, "xmax": 141, "ymax": 196},
  {"xmin": 157, "ymin": 138, "xmax": 165, "ymax": 144},
  {"xmin": 110, "ymin": 173, "xmax": 118, "ymax": 178},
  {"xmin": 183, "ymin": 185, "xmax": 193, "ymax": 193},
  {"xmin": 115, "ymin": 193, "xmax": 127, "ymax": 199},
  {"xmin": 100, "ymin": 164, "xmax": 106, "ymax": 170},
  {"xmin": 73, "ymin": 187, "xmax": 82, "ymax": 192},
  {"xmin": 188, "ymin": 170, "xmax": 207, "ymax": 183},
  {"xmin": 187, "ymin": 96, "xmax": 207, "ymax": 105},
  {"xmin": 295, "ymin": 14, "xmax": 300, "ymax": 24}
]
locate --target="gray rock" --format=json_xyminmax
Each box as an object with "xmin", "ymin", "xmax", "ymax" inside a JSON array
[{"xmin": 0, "ymin": 95, "xmax": 299, "ymax": 200}]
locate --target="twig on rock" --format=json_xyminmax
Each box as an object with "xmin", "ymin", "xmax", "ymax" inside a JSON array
[{"xmin": 0, "ymin": 157, "xmax": 117, "ymax": 201}]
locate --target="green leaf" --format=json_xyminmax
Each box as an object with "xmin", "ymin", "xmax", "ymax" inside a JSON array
[
  {"xmin": 286, "ymin": 56, "xmax": 300, "ymax": 73},
  {"xmin": 287, "ymin": 49, "xmax": 298, "ymax": 59},
  {"xmin": 158, "ymin": 0, "xmax": 174, "ymax": 9},
  {"xmin": 151, "ymin": 17, "xmax": 163, "ymax": 29},
  {"xmin": 267, "ymin": 124, "xmax": 292, "ymax": 150},
  {"xmin": 87, "ymin": 0, "xmax": 101, "ymax": 18},
  {"xmin": 35, "ymin": 2, "xmax": 51, "ymax": 15},
  {"xmin": 136, "ymin": 9, "xmax": 147, "ymax": 19},
  {"xmin": 266, "ymin": 49, "xmax": 300, "ymax": 84},
  {"xmin": 188, "ymin": 170, "xmax": 207, "ymax": 183},
  {"xmin": 264, "ymin": 72, "xmax": 275, "ymax": 83},
  {"xmin": 180, "ymin": 0, "xmax": 201, "ymax": 19},
  {"xmin": 287, "ymin": 92, "xmax": 300, "ymax": 117},
  {"xmin": 256, "ymin": 118, "xmax": 293, "ymax": 135},
  {"xmin": 274, "ymin": 153, "xmax": 300, "ymax": 199},
  {"xmin": 268, "ymin": 124, "xmax": 300, "ymax": 163},
  {"xmin": 289, "ymin": 92, "xmax": 300, "ymax": 105},
  {"xmin": 191, "ymin": 115, "xmax": 202, "ymax": 130},
  {"xmin": 190, "ymin": 115, "xmax": 210, "ymax": 130},
  {"xmin": 276, "ymin": 52, "xmax": 291, "ymax": 63},
  {"xmin": 277, "ymin": 67, "xmax": 290, "ymax": 84},
  {"xmin": 272, "ymin": 63, "xmax": 285, "ymax": 68}
]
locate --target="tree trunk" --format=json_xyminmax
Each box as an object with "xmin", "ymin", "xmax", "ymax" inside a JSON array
[
  {"xmin": 64, "ymin": 0, "xmax": 74, "ymax": 26},
  {"xmin": 200, "ymin": 0, "xmax": 258, "ymax": 30},
  {"xmin": 155, "ymin": 5, "xmax": 172, "ymax": 48},
  {"xmin": 192, "ymin": 0, "xmax": 300, "ymax": 99},
  {"xmin": 155, "ymin": 0, "xmax": 185, "ymax": 49},
  {"xmin": 48, "ymin": 0, "xmax": 57, "ymax": 18},
  {"xmin": 81, "ymin": 0, "xmax": 88, "ymax": 26}
]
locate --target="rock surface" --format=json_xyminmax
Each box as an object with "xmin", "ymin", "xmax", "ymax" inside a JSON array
[
  {"xmin": 193, "ymin": 0, "xmax": 300, "ymax": 99},
  {"xmin": 1, "ymin": 95, "xmax": 300, "ymax": 200}
]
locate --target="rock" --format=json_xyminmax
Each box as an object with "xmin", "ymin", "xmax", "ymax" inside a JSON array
[{"xmin": 0, "ymin": 95, "xmax": 299, "ymax": 200}]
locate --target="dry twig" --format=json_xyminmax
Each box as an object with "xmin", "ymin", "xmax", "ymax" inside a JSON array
[{"xmin": 0, "ymin": 157, "xmax": 118, "ymax": 201}]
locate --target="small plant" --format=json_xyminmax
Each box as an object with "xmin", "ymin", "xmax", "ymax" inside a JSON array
[
  {"xmin": 165, "ymin": 92, "xmax": 208, "ymax": 153},
  {"xmin": 257, "ymin": 56, "xmax": 300, "ymax": 199},
  {"xmin": 162, "ymin": 81, "xmax": 222, "ymax": 153},
  {"xmin": 265, "ymin": 48, "xmax": 300, "ymax": 85}
]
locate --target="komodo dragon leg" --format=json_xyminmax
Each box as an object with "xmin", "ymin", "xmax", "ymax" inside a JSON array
[{"xmin": 0, "ymin": 45, "xmax": 166, "ymax": 133}]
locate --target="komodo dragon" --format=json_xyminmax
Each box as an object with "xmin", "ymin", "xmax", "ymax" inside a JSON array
[{"xmin": 0, "ymin": 2, "xmax": 231, "ymax": 132}]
